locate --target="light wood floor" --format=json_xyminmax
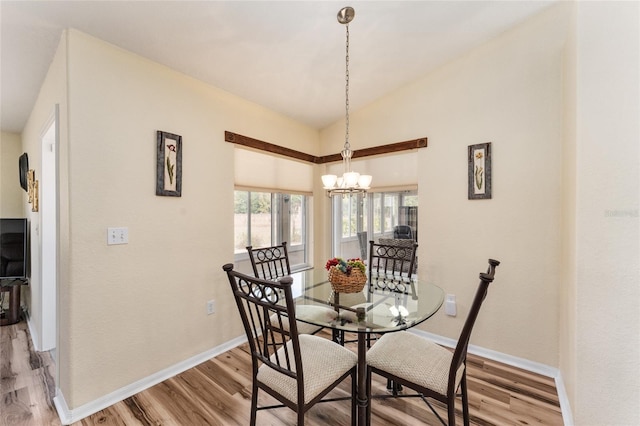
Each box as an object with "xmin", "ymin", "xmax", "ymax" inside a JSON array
[{"xmin": 1, "ymin": 321, "xmax": 563, "ymax": 425}]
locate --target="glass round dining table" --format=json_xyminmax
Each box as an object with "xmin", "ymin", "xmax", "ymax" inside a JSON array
[{"xmin": 288, "ymin": 269, "xmax": 445, "ymax": 426}]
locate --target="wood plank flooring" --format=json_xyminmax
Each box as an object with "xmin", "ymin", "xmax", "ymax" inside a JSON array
[
  {"xmin": 1, "ymin": 320, "xmax": 58, "ymax": 426},
  {"xmin": 1, "ymin": 322, "xmax": 563, "ymax": 425}
]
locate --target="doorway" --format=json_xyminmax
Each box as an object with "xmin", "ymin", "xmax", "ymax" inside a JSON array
[{"xmin": 40, "ymin": 105, "xmax": 58, "ymax": 356}]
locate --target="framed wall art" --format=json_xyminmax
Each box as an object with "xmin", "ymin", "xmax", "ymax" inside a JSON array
[
  {"xmin": 468, "ymin": 142, "xmax": 492, "ymax": 200},
  {"xmin": 156, "ymin": 131, "xmax": 182, "ymax": 197},
  {"xmin": 19, "ymin": 153, "xmax": 29, "ymax": 192},
  {"xmin": 26, "ymin": 169, "xmax": 39, "ymax": 211}
]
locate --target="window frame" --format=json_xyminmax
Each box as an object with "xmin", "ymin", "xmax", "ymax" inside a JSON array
[
  {"xmin": 234, "ymin": 190, "xmax": 310, "ymax": 271},
  {"xmin": 330, "ymin": 188, "xmax": 417, "ymax": 258}
]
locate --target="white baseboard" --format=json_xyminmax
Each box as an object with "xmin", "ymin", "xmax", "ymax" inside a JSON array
[
  {"xmin": 53, "ymin": 330, "xmax": 574, "ymax": 425},
  {"xmin": 410, "ymin": 329, "xmax": 573, "ymax": 425},
  {"xmin": 25, "ymin": 310, "xmax": 42, "ymax": 353},
  {"xmin": 554, "ymin": 370, "xmax": 574, "ymax": 426},
  {"xmin": 53, "ymin": 335, "xmax": 247, "ymax": 425}
]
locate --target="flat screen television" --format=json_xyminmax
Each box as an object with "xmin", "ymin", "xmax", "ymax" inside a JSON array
[{"xmin": 0, "ymin": 218, "xmax": 28, "ymax": 280}]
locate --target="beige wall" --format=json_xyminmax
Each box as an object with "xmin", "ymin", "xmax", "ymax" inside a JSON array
[
  {"xmin": 24, "ymin": 29, "xmax": 320, "ymax": 409},
  {"xmin": 573, "ymin": 2, "xmax": 639, "ymax": 424},
  {"xmin": 0, "ymin": 131, "xmax": 24, "ymax": 217},
  {"xmin": 322, "ymin": 4, "xmax": 570, "ymax": 367}
]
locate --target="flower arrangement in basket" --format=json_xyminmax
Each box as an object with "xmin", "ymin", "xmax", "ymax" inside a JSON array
[{"xmin": 325, "ymin": 257, "xmax": 367, "ymax": 293}]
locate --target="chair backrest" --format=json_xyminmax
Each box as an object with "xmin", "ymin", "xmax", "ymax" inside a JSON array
[
  {"xmin": 247, "ymin": 242, "xmax": 291, "ymax": 280},
  {"xmin": 393, "ymin": 225, "xmax": 413, "ymax": 240},
  {"xmin": 223, "ymin": 263, "xmax": 304, "ymax": 386},
  {"xmin": 357, "ymin": 231, "xmax": 368, "ymax": 261},
  {"xmin": 368, "ymin": 240, "xmax": 418, "ymax": 282},
  {"xmin": 448, "ymin": 259, "xmax": 500, "ymax": 393}
]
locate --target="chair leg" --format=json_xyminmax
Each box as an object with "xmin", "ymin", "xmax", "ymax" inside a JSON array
[
  {"xmin": 386, "ymin": 378, "xmax": 402, "ymax": 394},
  {"xmin": 447, "ymin": 400, "xmax": 456, "ymax": 426},
  {"xmin": 352, "ymin": 369, "xmax": 357, "ymax": 426},
  {"xmin": 366, "ymin": 368, "xmax": 372, "ymax": 425},
  {"xmin": 296, "ymin": 396, "xmax": 305, "ymax": 426},
  {"xmin": 447, "ymin": 394, "xmax": 456, "ymax": 426},
  {"xmin": 461, "ymin": 372, "xmax": 470, "ymax": 426},
  {"xmin": 250, "ymin": 382, "xmax": 258, "ymax": 426}
]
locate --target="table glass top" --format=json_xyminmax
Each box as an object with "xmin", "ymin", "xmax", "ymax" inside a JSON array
[{"xmin": 288, "ymin": 269, "xmax": 444, "ymax": 334}]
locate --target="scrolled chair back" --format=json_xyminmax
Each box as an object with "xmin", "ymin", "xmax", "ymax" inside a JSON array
[
  {"xmin": 246, "ymin": 242, "xmax": 291, "ymax": 281},
  {"xmin": 223, "ymin": 263, "xmax": 303, "ymax": 379},
  {"xmin": 368, "ymin": 240, "xmax": 418, "ymax": 292}
]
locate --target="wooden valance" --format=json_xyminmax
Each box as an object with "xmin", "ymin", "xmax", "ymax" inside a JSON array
[{"xmin": 224, "ymin": 131, "xmax": 427, "ymax": 164}]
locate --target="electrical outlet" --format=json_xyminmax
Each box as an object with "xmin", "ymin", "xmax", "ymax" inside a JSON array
[
  {"xmin": 206, "ymin": 300, "xmax": 215, "ymax": 315},
  {"xmin": 444, "ymin": 294, "xmax": 456, "ymax": 316}
]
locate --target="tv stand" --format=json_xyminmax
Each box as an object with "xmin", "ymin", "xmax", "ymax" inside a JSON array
[{"xmin": 0, "ymin": 278, "xmax": 27, "ymax": 326}]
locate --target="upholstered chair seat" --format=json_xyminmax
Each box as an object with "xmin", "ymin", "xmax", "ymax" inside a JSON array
[
  {"xmin": 367, "ymin": 332, "xmax": 464, "ymax": 396},
  {"xmin": 258, "ymin": 334, "xmax": 357, "ymax": 405},
  {"xmin": 270, "ymin": 305, "xmax": 338, "ymax": 335}
]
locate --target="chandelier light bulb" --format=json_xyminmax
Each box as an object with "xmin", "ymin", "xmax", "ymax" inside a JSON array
[
  {"xmin": 322, "ymin": 174, "xmax": 338, "ymax": 189},
  {"xmin": 358, "ymin": 174, "xmax": 372, "ymax": 189},
  {"xmin": 343, "ymin": 171, "xmax": 360, "ymax": 187}
]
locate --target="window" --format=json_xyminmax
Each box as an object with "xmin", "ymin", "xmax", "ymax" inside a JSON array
[
  {"xmin": 235, "ymin": 190, "xmax": 309, "ymax": 269},
  {"xmin": 331, "ymin": 189, "xmax": 417, "ymax": 259},
  {"xmin": 341, "ymin": 194, "xmax": 360, "ymax": 238}
]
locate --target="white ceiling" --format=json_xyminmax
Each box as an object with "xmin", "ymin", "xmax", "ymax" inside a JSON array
[{"xmin": 0, "ymin": 1, "xmax": 556, "ymax": 134}]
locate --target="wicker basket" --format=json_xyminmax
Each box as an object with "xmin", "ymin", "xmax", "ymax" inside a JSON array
[{"xmin": 328, "ymin": 266, "xmax": 366, "ymax": 293}]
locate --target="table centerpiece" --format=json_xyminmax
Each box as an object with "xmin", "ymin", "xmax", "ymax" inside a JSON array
[{"xmin": 325, "ymin": 257, "xmax": 367, "ymax": 293}]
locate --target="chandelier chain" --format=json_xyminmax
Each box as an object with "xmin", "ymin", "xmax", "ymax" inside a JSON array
[
  {"xmin": 321, "ymin": 6, "xmax": 371, "ymax": 196},
  {"xmin": 344, "ymin": 23, "xmax": 350, "ymax": 151}
]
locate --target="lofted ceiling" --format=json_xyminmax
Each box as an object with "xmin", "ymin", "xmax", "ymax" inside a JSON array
[{"xmin": 0, "ymin": 1, "xmax": 556, "ymax": 134}]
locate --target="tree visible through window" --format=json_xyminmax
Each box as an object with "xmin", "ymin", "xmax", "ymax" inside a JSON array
[{"xmin": 234, "ymin": 190, "xmax": 308, "ymax": 269}]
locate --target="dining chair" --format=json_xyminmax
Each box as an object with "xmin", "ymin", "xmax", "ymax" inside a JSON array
[
  {"xmin": 223, "ymin": 264, "xmax": 357, "ymax": 426},
  {"xmin": 337, "ymin": 240, "xmax": 419, "ymax": 348},
  {"xmin": 366, "ymin": 258, "xmax": 500, "ymax": 426},
  {"xmin": 247, "ymin": 242, "xmax": 291, "ymax": 281},
  {"xmin": 368, "ymin": 239, "xmax": 418, "ymax": 290},
  {"xmin": 247, "ymin": 242, "xmax": 328, "ymax": 335}
]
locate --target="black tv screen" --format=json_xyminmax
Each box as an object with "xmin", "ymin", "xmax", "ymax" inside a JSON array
[{"xmin": 0, "ymin": 218, "xmax": 28, "ymax": 279}]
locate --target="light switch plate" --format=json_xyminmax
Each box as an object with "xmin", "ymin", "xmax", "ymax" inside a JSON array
[{"xmin": 107, "ymin": 227, "xmax": 129, "ymax": 245}]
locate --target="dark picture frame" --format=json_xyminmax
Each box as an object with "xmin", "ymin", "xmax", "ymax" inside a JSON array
[
  {"xmin": 156, "ymin": 131, "xmax": 182, "ymax": 197},
  {"xmin": 18, "ymin": 153, "xmax": 29, "ymax": 192},
  {"xmin": 468, "ymin": 142, "xmax": 492, "ymax": 200}
]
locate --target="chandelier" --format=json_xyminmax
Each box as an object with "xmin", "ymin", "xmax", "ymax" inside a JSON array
[{"xmin": 321, "ymin": 6, "xmax": 372, "ymax": 196}]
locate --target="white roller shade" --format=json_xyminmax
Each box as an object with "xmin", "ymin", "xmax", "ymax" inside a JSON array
[{"xmin": 235, "ymin": 147, "xmax": 313, "ymax": 194}]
